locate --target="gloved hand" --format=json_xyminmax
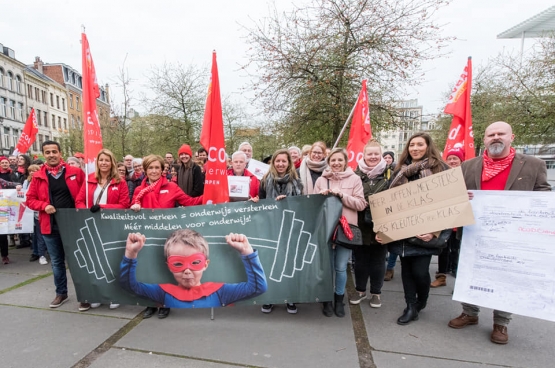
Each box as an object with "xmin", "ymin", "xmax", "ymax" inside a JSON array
[{"xmin": 90, "ymin": 204, "xmax": 101, "ymax": 213}]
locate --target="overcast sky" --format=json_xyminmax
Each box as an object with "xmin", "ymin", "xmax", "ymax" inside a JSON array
[{"xmin": 1, "ymin": 0, "xmax": 551, "ymax": 121}]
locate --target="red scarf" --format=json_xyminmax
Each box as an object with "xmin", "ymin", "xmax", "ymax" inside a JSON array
[
  {"xmin": 134, "ymin": 177, "xmax": 163, "ymax": 205},
  {"xmin": 45, "ymin": 160, "xmax": 66, "ymax": 177},
  {"xmin": 17, "ymin": 166, "xmax": 26, "ymax": 174},
  {"xmin": 132, "ymin": 171, "xmax": 143, "ymax": 180},
  {"xmin": 482, "ymin": 147, "xmax": 516, "ymax": 182},
  {"xmin": 0, "ymin": 167, "xmax": 11, "ymax": 174}
]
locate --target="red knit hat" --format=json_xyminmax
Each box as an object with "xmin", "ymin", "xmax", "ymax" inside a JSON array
[
  {"xmin": 446, "ymin": 149, "xmax": 464, "ymax": 162},
  {"xmin": 74, "ymin": 152, "xmax": 85, "ymax": 159},
  {"xmin": 0, "ymin": 156, "xmax": 7, "ymax": 162},
  {"xmin": 178, "ymin": 144, "xmax": 193, "ymax": 157}
]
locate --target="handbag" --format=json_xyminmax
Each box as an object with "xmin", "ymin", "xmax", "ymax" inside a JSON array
[{"xmin": 333, "ymin": 216, "xmax": 363, "ymax": 250}]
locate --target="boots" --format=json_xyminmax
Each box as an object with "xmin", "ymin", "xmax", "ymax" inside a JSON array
[
  {"xmin": 431, "ymin": 273, "xmax": 447, "ymax": 287},
  {"xmin": 397, "ymin": 304, "xmax": 419, "ymax": 325},
  {"xmin": 384, "ymin": 269, "xmax": 394, "ymax": 281},
  {"xmin": 322, "ymin": 302, "xmax": 334, "ymax": 317},
  {"xmin": 334, "ymin": 293, "xmax": 345, "ymax": 318}
]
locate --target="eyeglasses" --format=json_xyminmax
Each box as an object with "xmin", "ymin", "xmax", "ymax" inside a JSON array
[{"xmin": 167, "ymin": 253, "xmax": 207, "ymax": 272}]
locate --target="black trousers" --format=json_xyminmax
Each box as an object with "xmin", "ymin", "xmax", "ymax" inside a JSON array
[
  {"xmin": 353, "ymin": 243, "xmax": 388, "ymax": 295},
  {"xmin": 400, "ymin": 254, "xmax": 432, "ymax": 305},
  {"xmin": 0, "ymin": 234, "xmax": 8, "ymax": 257}
]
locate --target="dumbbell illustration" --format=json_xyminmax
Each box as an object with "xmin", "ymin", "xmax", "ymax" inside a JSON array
[{"xmin": 73, "ymin": 210, "xmax": 318, "ymax": 284}]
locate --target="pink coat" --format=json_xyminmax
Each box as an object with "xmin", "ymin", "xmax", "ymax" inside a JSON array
[{"xmin": 314, "ymin": 167, "xmax": 366, "ymax": 225}]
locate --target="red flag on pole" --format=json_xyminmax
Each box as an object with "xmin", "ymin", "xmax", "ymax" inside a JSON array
[
  {"xmin": 346, "ymin": 80, "xmax": 372, "ymax": 169},
  {"xmin": 199, "ymin": 51, "xmax": 229, "ymax": 204},
  {"xmin": 13, "ymin": 108, "xmax": 38, "ymax": 155},
  {"xmin": 443, "ymin": 57, "xmax": 475, "ymax": 160},
  {"xmin": 81, "ymin": 32, "xmax": 103, "ymax": 174}
]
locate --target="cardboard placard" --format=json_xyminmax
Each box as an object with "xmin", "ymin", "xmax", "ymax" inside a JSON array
[{"xmin": 369, "ymin": 166, "xmax": 475, "ymax": 244}]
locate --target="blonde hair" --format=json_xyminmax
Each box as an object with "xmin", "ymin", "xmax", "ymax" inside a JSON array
[
  {"xmin": 27, "ymin": 164, "xmax": 40, "ymax": 182},
  {"xmin": 326, "ymin": 147, "xmax": 348, "ymax": 171},
  {"xmin": 142, "ymin": 155, "xmax": 165, "ymax": 173},
  {"xmin": 263, "ymin": 148, "xmax": 298, "ymax": 180},
  {"xmin": 95, "ymin": 149, "xmax": 120, "ymax": 183},
  {"xmin": 164, "ymin": 229, "xmax": 209, "ymax": 258},
  {"xmin": 363, "ymin": 139, "xmax": 383, "ymax": 154}
]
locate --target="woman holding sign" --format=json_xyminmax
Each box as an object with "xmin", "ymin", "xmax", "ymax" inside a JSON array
[
  {"xmin": 377, "ymin": 132, "xmax": 451, "ymax": 325},
  {"xmin": 131, "ymin": 154, "xmax": 203, "ymax": 320},
  {"xmin": 314, "ymin": 148, "xmax": 366, "ymax": 318},
  {"xmin": 350, "ymin": 140, "xmax": 392, "ymax": 310}
]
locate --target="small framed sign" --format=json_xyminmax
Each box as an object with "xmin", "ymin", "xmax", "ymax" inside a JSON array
[{"xmin": 228, "ymin": 176, "xmax": 251, "ymax": 201}]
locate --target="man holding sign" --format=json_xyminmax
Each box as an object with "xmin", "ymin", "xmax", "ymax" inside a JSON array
[{"xmin": 448, "ymin": 121, "xmax": 551, "ymax": 344}]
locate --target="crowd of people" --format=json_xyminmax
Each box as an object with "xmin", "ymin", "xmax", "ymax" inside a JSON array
[{"xmin": 1, "ymin": 120, "xmax": 549, "ymax": 346}]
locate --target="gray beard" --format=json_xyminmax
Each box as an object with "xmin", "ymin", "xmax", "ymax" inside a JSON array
[{"xmin": 487, "ymin": 142, "xmax": 505, "ymax": 157}]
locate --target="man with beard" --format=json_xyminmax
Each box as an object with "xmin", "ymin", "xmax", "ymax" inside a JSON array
[{"xmin": 448, "ymin": 121, "xmax": 550, "ymax": 345}]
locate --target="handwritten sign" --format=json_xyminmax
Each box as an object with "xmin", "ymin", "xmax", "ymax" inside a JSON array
[
  {"xmin": 369, "ymin": 166, "xmax": 474, "ymax": 244},
  {"xmin": 453, "ymin": 191, "xmax": 555, "ymax": 322}
]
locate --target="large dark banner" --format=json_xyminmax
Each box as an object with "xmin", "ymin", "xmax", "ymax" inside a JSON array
[{"xmin": 57, "ymin": 195, "xmax": 342, "ymax": 308}]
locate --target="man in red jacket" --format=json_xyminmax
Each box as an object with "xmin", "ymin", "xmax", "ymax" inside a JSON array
[{"xmin": 26, "ymin": 141, "xmax": 85, "ymax": 309}]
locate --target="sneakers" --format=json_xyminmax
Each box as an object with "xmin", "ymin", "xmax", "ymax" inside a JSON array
[
  {"xmin": 109, "ymin": 303, "xmax": 120, "ymax": 309},
  {"xmin": 29, "ymin": 254, "xmax": 40, "ymax": 262},
  {"xmin": 448, "ymin": 313, "xmax": 479, "ymax": 329},
  {"xmin": 39, "ymin": 256, "xmax": 48, "ymax": 265},
  {"xmin": 491, "ymin": 324, "xmax": 509, "ymax": 344},
  {"xmin": 261, "ymin": 304, "xmax": 274, "ymax": 313},
  {"xmin": 78, "ymin": 303, "xmax": 91, "ymax": 311},
  {"xmin": 286, "ymin": 303, "xmax": 297, "ymax": 314},
  {"xmin": 90, "ymin": 303, "xmax": 101, "ymax": 308},
  {"xmin": 369, "ymin": 294, "xmax": 381, "ymax": 308},
  {"xmin": 2, "ymin": 256, "xmax": 10, "ymax": 264},
  {"xmin": 49, "ymin": 294, "xmax": 68, "ymax": 308},
  {"xmin": 349, "ymin": 292, "xmax": 367, "ymax": 305}
]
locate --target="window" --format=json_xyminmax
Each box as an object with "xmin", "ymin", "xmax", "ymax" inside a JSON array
[
  {"xmin": 17, "ymin": 102, "xmax": 23, "ymax": 121},
  {"xmin": 42, "ymin": 91, "xmax": 46, "ymax": 103},
  {"xmin": 69, "ymin": 93, "xmax": 74, "ymax": 108},
  {"xmin": 56, "ymin": 95, "xmax": 60, "ymax": 109},
  {"xmin": 38, "ymin": 134, "xmax": 44, "ymax": 146},
  {"xmin": 51, "ymin": 114, "xmax": 55, "ymax": 128},
  {"xmin": 76, "ymin": 96, "xmax": 80, "ymax": 111},
  {"xmin": 45, "ymin": 135, "xmax": 50, "ymax": 141},
  {"xmin": 62, "ymin": 98, "xmax": 66, "ymax": 111},
  {"xmin": 12, "ymin": 129, "xmax": 19, "ymax": 146},
  {"xmin": 3, "ymin": 127, "xmax": 9, "ymax": 149},
  {"xmin": 50, "ymin": 93, "xmax": 54, "ymax": 106},
  {"xmin": 7, "ymin": 72, "xmax": 13, "ymax": 90},
  {"xmin": 35, "ymin": 87, "xmax": 40, "ymax": 101},
  {"xmin": 16, "ymin": 76, "xmax": 22, "ymax": 93},
  {"xmin": 33, "ymin": 141, "xmax": 38, "ymax": 152},
  {"xmin": 58, "ymin": 116, "xmax": 61, "ymax": 129},
  {"xmin": 0, "ymin": 68, "xmax": 4, "ymax": 87},
  {"xmin": 63, "ymin": 118, "xmax": 67, "ymax": 130},
  {"xmin": 0, "ymin": 97, "xmax": 5, "ymax": 116},
  {"xmin": 37, "ymin": 109, "xmax": 42, "ymax": 126},
  {"xmin": 27, "ymin": 84, "xmax": 33, "ymax": 98},
  {"xmin": 9, "ymin": 100, "xmax": 15, "ymax": 118},
  {"xmin": 44, "ymin": 112, "xmax": 48, "ymax": 127}
]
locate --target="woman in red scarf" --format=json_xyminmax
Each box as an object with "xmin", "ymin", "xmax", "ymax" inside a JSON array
[
  {"xmin": 75, "ymin": 149, "xmax": 130, "ymax": 312},
  {"xmin": 131, "ymin": 154, "xmax": 203, "ymax": 320}
]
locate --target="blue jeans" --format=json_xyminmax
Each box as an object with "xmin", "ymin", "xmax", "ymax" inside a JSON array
[
  {"xmin": 32, "ymin": 218, "xmax": 47, "ymax": 257},
  {"xmin": 386, "ymin": 251, "xmax": 398, "ymax": 270},
  {"xmin": 332, "ymin": 245, "xmax": 352, "ymax": 295},
  {"xmin": 42, "ymin": 223, "xmax": 67, "ymax": 296}
]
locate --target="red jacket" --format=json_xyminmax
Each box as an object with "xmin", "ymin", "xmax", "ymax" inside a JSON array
[
  {"xmin": 26, "ymin": 164, "xmax": 85, "ymax": 234},
  {"xmin": 227, "ymin": 168, "xmax": 260, "ymax": 199},
  {"xmin": 75, "ymin": 173, "xmax": 130, "ymax": 209},
  {"xmin": 131, "ymin": 176, "xmax": 202, "ymax": 209}
]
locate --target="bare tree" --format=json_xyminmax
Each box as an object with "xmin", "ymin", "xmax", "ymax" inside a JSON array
[{"xmin": 242, "ymin": 0, "xmax": 452, "ymax": 146}]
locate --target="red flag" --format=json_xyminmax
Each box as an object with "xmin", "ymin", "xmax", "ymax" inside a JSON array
[
  {"xmin": 346, "ymin": 80, "xmax": 372, "ymax": 169},
  {"xmin": 13, "ymin": 109, "xmax": 39, "ymax": 155},
  {"xmin": 81, "ymin": 32, "xmax": 103, "ymax": 174},
  {"xmin": 443, "ymin": 57, "xmax": 475, "ymax": 160},
  {"xmin": 199, "ymin": 51, "xmax": 229, "ymax": 204}
]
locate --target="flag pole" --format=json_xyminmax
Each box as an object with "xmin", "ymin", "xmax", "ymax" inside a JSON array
[{"xmin": 332, "ymin": 100, "xmax": 357, "ymax": 149}]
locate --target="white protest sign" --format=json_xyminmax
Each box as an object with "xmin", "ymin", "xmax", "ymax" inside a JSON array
[
  {"xmin": 0, "ymin": 189, "xmax": 34, "ymax": 234},
  {"xmin": 248, "ymin": 159, "xmax": 269, "ymax": 180},
  {"xmin": 453, "ymin": 190, "xmax": 555, "ymax": 322}
]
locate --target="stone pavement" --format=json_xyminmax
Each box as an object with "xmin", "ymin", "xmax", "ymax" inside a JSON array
[{"xmin": 1, "ymin": 247, "xmax": 553, "ymax": 368}]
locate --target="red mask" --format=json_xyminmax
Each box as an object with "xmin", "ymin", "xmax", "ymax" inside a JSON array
[{"xmin": 167, "ymin": 253, "xmax": 207, "ymax": 272}]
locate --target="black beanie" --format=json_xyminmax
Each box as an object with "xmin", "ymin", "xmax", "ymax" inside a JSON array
[{"xmin": 383, "ymin": 151, "xmax": 395, "ymax": 160}]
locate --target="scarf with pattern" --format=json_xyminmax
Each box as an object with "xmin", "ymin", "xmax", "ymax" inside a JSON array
[
  {"xmin": 263, "ymin": 173, "xmax": 303, "ymax": 199},
  {"xmin": 389, "ymin": 158, "xmax": 435, "ymax": 189},
  {"xmin": 45, "ymin": 160, "xmax": 66, "ymax": 177},
  {"xmin": 482, "ymin": 147, "xmax": 516, "ymax": 182},
  {"xmin": 298, "ymin": 157, "xmax": 327, "ymax": 195},
  {"xmin": 134, "ymin": 177, "xmax": 163, "ymax": 205}
]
